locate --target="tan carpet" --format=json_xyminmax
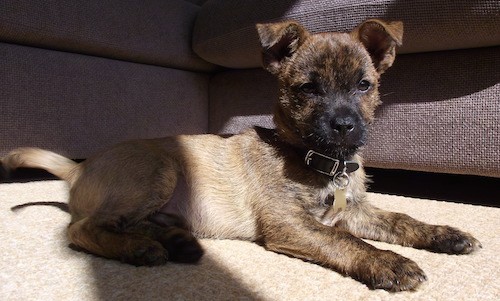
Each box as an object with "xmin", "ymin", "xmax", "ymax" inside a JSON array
[{"xmin": 1, "ymin": 180, "xmax": 499, "ymax": 300}]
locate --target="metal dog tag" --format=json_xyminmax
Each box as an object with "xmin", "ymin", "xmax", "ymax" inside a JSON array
[
  {"xmin": 332, "ymin": 170, "xmax": 350, "ymax": 212},
  {"xmin": 321, "ymin": 171, "xmax": 350, "ymax": 225},
  {"xmin": 333, "ymin": 188, "xmax": 347, "ymax": 213}
]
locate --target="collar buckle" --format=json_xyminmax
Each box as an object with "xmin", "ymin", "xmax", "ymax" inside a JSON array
[
  {"xmin": 304, "ymin": 150, "xmax": 360, "ymax": 177},
  {"xmin": 304, "ymin": 150, "xmax": 340, "ymax": 177}
]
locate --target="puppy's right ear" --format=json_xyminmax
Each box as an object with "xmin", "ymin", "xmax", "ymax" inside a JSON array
[
  {"xmin": 353, "ymin": 19, "xmax": 403, "ymax": 74},
  {"xmin": 256, "ymin": 21, "xmax": 309, "ymax": 74}
]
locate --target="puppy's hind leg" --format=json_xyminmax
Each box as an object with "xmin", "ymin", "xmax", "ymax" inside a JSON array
[
  {"xmin": 68, "ymin": 214, "xmax": 204, "ymax": 265},
  {"xmin": 142, "ymin": 212, "xmax": 204, "ymax": 263},
  {"xmin": 67, "ymin": 146, "xmax": 203, "ymax": 265},
  {"xmin": 68, "ymin": 217, "xmax": 169, "ymax": 266}
]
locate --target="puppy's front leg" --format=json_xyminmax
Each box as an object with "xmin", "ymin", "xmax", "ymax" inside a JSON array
[
  {"xmin": 338, "ymin": 201, "xmax": 482, "ymax": 254},
  {"xmin": 260, "ymin": 211, "xmax": 426, "ymax": 291}
]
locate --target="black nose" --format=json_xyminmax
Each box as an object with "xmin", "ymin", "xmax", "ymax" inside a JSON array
[{"xmin": 331, "ymin": 116, "xmax": 355, "ymax": 136}]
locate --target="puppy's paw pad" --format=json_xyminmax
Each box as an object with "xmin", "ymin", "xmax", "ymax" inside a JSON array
[
  {"xmin": 372, "ymin": 267, "xmax": 427, "ymax": 292},
  {"xmin": 363, "ymin": 251, "xmax": 427, "ymax": 292},
  {"xmin": 431, "ymin": 227, "xmax": 481, "ymax": 254},
  {"xmin": 165, "ymin": 233, "xmax": 204, "ymax": 263},
  {"xmin": 123, "ymin": 243, "xmax": 168, "ymax": 266}
]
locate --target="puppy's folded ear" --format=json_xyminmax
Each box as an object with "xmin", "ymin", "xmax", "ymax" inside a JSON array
[
  {"xmin": 353, "ymin": 19, "xmax": 403, "ymax": 74},
  {"xmin": 256, "ymin": 21, "xmax": 309, "ymax": 74}
]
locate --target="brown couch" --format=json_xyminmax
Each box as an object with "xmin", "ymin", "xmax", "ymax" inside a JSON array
[{"xmin": 1, "ymin": 0, "xmax": 499, "ymax": 179}]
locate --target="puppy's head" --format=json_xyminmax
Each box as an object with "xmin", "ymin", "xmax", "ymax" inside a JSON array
[{"xmin": 257, "ymin": 19, "xmax": 403, "ymax": 159}]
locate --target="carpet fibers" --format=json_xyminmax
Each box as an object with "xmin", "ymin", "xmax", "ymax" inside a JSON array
[{"xmin": 1, "ymin": 180, "xmax": 499, "ymax": 300}]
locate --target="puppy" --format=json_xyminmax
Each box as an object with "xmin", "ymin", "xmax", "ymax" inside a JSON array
[{"xmin": 2, "ymin": 19, "xmax": 481, "ymax": 292}]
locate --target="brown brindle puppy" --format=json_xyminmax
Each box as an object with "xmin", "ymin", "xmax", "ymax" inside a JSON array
[{"xmin": 2, "ymin": 19, "xmax": 481, "ymax": 292}]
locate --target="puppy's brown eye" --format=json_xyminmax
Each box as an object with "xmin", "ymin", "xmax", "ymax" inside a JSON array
[
  {"xmin": 357, "ymin": 80, "xmax": 371, "ymax": 92},
  {"xmin": 299, "ymin": 83, "xmax": 319, "ymax": 95}
]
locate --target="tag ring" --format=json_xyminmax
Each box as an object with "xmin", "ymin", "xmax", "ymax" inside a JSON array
[{"xmin": 333, "ymin": 171, "xmax": 350, "ymax": 189}]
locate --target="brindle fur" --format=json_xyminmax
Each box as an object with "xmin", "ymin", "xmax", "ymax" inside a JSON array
[{"xmin": 2, "ymin": 20, "xmax": 481, "ymax": 292}]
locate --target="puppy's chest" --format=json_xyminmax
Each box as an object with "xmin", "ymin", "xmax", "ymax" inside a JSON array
[
  {"xmin": 306, "ymin": 179, "xmax": 359, "ymax": 225},
  {"xmin": 261, "ymin": 175, "xmax": 341, "ymax": 213}
]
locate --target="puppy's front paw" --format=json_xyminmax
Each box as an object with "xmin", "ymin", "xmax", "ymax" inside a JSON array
[
  {"xmin": 357, "ymin": 250, "xmax": 427, "ymax": 292},
  {"xmin": 430, "ymin": 226, "xmax": 482, "ymax": 254}
]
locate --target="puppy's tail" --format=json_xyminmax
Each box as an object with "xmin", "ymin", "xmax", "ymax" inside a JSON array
[{"xmin": 2, "ymin": 148, "xmax": 81, "ymax": 185}]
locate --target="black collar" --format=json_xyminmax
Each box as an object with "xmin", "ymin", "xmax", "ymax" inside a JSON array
[
  {"xmin": 252, "ymin": 127, "xmax": 360, "ymax": 178},
  {"xmin": 304, "ymin": 150, "xmax": 359, "ymax": 177}
]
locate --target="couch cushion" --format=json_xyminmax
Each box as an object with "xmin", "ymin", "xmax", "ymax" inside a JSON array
[
  {"xmin": 0, "ymin": 42, "xmax": 209, "ymax": 159},
  {"xmin": 0, "ymin": 0, "xmax": 215, "ymax": 72},
  {"xmin": 364, "ymin": 47, "xmax": 500, "ymax": 178},
  {"xmin": 194, "ymin": 0, "xmax": 500, "ymax": 68},
  {"xmin": 209, "ymin": 46, "xmax": 500, "ymax": 178}
]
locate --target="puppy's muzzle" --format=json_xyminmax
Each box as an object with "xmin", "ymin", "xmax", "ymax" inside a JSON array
[
  {"xmin": 331, "ymin": 115, "xmax": 356, "ymax": 138},
  {"xmin": 329, "ymin": 105, "xmax": 364, "ymax": 141}
]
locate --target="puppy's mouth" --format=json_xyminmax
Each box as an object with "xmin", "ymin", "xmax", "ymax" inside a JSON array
[
  {"xmin": 302, "ymin": 134, "xmax": 364, "ymax": 161},
  {"xmin": 274, "ymin": 105, "xmax": 366, "ymax": 160},
  {"xmin": 301, "ymin": 118, "xmax": 367, "ymax": 160}
]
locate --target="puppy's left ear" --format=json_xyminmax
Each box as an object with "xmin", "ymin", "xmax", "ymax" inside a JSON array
[
  {"xmin": 352, "ymin": 19, "xmax": 403, "ymax": 74},
  {"xmin": 256, "ymin": 21, "xmax": 309, "ymax": 74}
]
